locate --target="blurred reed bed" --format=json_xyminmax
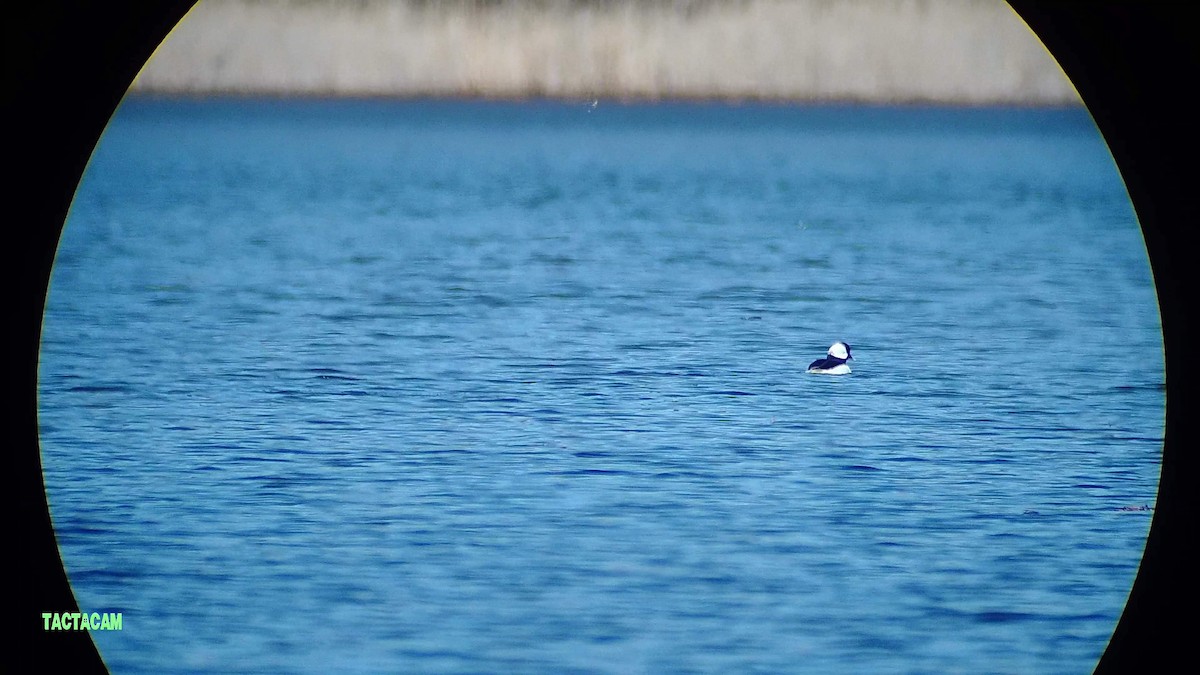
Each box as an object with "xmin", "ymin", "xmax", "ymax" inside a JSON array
[{"xmin": 134, "ymin": 0, "xmax": 1078, "ymax": 104}]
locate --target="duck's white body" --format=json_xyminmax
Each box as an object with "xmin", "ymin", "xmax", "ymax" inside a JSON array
[{"xmin": 807, "ymin": 362, "xmax": 851, "ymax": 375}]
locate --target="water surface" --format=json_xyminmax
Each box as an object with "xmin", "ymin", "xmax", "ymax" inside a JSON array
[{"xmin": 40, "ymin": 99, "xmax": 1162, "ymax": 673}]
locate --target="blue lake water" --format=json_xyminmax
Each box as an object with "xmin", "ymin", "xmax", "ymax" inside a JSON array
[{"xmin": 40, "ymin": 98, "xmax": 1162, "ymax": 673}]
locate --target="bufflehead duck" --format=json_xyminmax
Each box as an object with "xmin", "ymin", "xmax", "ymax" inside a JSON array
[{"xmin": 807, "ymin": 342, "xmax": 853, "ymax": 375}]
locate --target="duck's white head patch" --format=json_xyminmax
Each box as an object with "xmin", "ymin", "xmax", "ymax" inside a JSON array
[{"xmin": 828, "ymin": 342, "xmax": 851, "ymax": 360}]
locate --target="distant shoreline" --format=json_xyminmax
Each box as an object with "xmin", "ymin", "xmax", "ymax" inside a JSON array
[
  {"xmin": 133, "ymin": 0, "xmax": 1080, "ymax": 106},
  {"xmin": 122, "ymin": 90, "xmax": 1086, "ymax": 110}
]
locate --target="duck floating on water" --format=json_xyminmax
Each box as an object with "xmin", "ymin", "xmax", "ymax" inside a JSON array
[{"xmin": 807, "ymin": 342, "xmax": 853, "ymax": 375}]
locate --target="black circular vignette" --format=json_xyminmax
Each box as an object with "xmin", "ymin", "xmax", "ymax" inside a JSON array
[
  {"xmin": 11, "ymin": 1, "xmax": 1195, "ymax": 672},
  {"xmin": 11, "ymin": 3, "xmax": 199, "ymax": 671},
  {"xmin": 1004, "ymin": 3, "xmax": 1198, "ymax": 672}
]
